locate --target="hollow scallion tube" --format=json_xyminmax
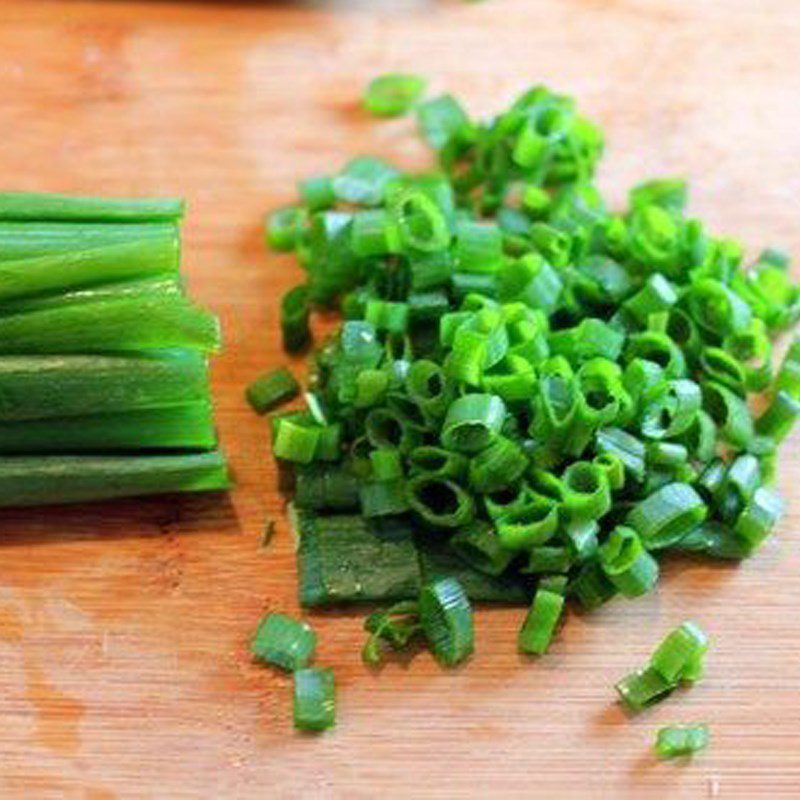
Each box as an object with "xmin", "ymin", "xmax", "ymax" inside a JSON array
[
  {"xmin": 0, "ymin": 450, "xmax": 228, "ymax": 507},
  {"xmin": 419, "ymin": 577, "xmax": 474, "ymax": 667},
  {"xmin": 293, "ymin": 667, "xmax": 335, "ymax": 732},
  {"xmin": 0, "ymin": 402, "xmax": 216, "ymax": 453},
  {"xmin": 518, "ymin": 586, "xmax": 564, "ymax": 655},
  {"xmin": 0, "ymin": 351, "xmax": 210, "ymax": 422},
  {"xmin": 363, "ymin": 74, "xmax": 427, "ymax": 118},
  {"xmin": 0, "ymin": 235, "xmax": 180, "ymax": 303},
  {"xmin": 626, "ymin": 483, "xmax": 708, "ymax": 550},
  {"xmin": 0, "ymin": 193, "xmax": 185, "ymax": 222},
  {"xmin": 246, "ymin": 368, "xmax": 300, "ymax": 414},
  {"xmin": 0, "ymin": 295, "xmax": 220, "ymax": 354},
  {"xmin": 0, "ymin": 221, "xmax": 177, "ymax": 262},
  {"xmin": 598, "ymin": 526, "xmax": 659, "ymax": 597},
  {"xmin": 251, "ymin": 613, "xmax": 317, "ymax": 671},
  {"xmin": 655, "ymin": 724, "xmax": 709, "ymax": 759}
]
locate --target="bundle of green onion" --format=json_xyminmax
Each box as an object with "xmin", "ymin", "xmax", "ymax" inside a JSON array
[
  {"xmin": 264, "ymin": 83, "xmax": 799, "ymax": 660},
  {"xmin": 0, "ymin": 193, "xmax": 228, "ymax": 506}
]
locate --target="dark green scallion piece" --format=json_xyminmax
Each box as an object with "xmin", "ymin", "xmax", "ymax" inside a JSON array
[{"xmin": 246, "ymin": 368, "xmax": 299, "ymax": 414}]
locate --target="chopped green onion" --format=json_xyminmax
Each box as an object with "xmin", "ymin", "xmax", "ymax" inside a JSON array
[
  {"xmin": 654, "ymin": 724, "xmax": 709, "ymax": 759},
  {"xmin": 419, "ymin": 577, "xmax": 474, "ymax": 666},
  {"xmin": 407, "ymin": 474, "xmax": 475, "ymax": 528},
  {"xmin": 246, "ymin": 368, "xmax": 299, "ymax": 414},
  {"xmin": 251, "ymin": 613, "xmax": 317, "ymax": 671},
  {"xmin": 450, "ymin": 521, "xmax": 514, "ymax": 576},
  {"xmin": 293, "ymin": 667, "xmax": 335, "ymax": 731},
  {"xmin": 599, "ymin": 526, "xmax": 659, "ymax": 597},
  {"xmin": 626, "ymin": 483, "xmax": 707, "ymax": 550},
  {"xmin": 615, "ymin": 667, "xmax": 674, "ymax": 711},
  {"xmin": 441, "ymin": 393, "xmax": 505, "ymax": 453},
  {"xmin": 363, "ymin": 74, "xmax": 427, "ymax": 118},
  {"xmin": 281, "ymin": 285, "xmax": 312, "ymax": 353},
  {"xmin": 518, "ymin": 586, "xmax": 564, "ymax": 655},
  {"xmin": 650, "ymin": 621, "xmax": 709, "ymax": 683},
  {"xmin": 263, "ymin": 82, "xmax": 800, "ymax": 696}
]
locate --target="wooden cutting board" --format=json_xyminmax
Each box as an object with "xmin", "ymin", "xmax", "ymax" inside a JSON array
[{"xmin": 0, "ymin": 1, "xmax": 798, "ymax": 797}]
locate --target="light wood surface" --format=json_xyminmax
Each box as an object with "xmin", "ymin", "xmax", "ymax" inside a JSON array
[{"xmin": 0, "ymin": 1, "xmax": 799, "ymax": 797}]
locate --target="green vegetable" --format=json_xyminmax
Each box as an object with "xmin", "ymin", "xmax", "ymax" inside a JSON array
[
  {"xmin": 293, "ymin": 667, "xmax": 335, "ymax": 731},
  {"xmin": 246, "ymin": 368, "xmax": 300, "ymax": 414},
  {"xmin": 251, "ymin": 613, "xmax": 317, "ymax": 671},
  {"xmin": 518, "ymin": 586, "xmax": 564, "ymax": 654},
  {"xmin": 0, "ymin": 192, "xmax": 184, "ymax": 222},
  {"xmin": 0, "ymin": 352, "xmax": 210, "ymax": 423},
  {"xmin": 655, "ymin": 724, "xmax": 709, "ymax": 759},
  {"xmin": 362, "ymin": 600, "xmax": 422, "ymax": 665},
  {"xmin": 615, "ymin": 667, "xmax": 675, "ymax": 711},
  {"xmin": 296, "ymin": 512, "xmax": 422, "ymax": 606},
  {"xmin": 0, "ymin": 450, "xmax": 228, "ymax": 507},
  {"xmin": 616, "ymin": 620, "xmax": 709, "ymax": 711},
  {"xmin": 650, "ymin": 620, "xmax": 709, "ymax": 683},
  {"xmin": 0, "ymin": 295, "xmax": 220, "ymax": 355},
  {"xmin": 0, "ymin": 221, "xmax": 177, "ymax": 262},
  {"xmin": 0, "ymin": 403, "xmax": 215, "ymax": 453},
  {"xmin": 419, "ymin": 577, "xmax": 474, "ymax": 666},
  {"xmin": 363, "ymin": 74, "xmax": 427, "ymax": 118},
  {"xmin": 0, "ymin": 236, "xmax": 179, "ymax": 304},
  {"xmin": 263, "ymin": 80, "xmax": 800, "ymax": 683}
]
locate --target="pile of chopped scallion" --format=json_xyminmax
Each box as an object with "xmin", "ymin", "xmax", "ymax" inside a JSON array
[
  {"xmin": 257, "ymin": 79, "xmax": 800, "ymax": 731},
  {"xmin": 0, "ymin": 193, "xmax": 228, "ymax": 504}
]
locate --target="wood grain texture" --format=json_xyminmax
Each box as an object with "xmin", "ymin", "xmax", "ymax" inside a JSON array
[{"xmin": 0, "ymin": 0, "xmax": 798, "ymax": 797}]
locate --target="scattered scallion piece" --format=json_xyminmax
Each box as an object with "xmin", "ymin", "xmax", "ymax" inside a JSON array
[
  {"xmin": 251, "ymin": 613, "xmax": 317, "ymax": 671},
  {"xmin": 654, "ymin": 724, "xmax": 710, "ymax": 759},
  {"xmin": 293, "ymin": 667, "xmax": 336, "ymax": 732},
  {"xmin": 246, "ymin": 368, "xmax": 300, "ymax": 415},
  {"xmin": 616, "ymin": 621, "xmax": 709, "ymax": 712},
  {"xmin": 363, "ymin": 74, "xmax": 427, "ymax": 118}
]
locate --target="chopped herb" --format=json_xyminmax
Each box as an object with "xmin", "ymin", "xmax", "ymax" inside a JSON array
[
  {"xmin": 262, "ymin": 80, "xmax": 799, "ymax": 701},
  {"xmin": 655, "ymin": 724, "xmax": 710, "ymax": 759}
]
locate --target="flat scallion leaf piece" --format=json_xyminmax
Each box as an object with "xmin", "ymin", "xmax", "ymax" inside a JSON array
[
  {"xmin": 293, "ymin": 667, "xmax": 335, "ymax": 732},
  {"xmin": 655, "ymin": 724, "xmax": 709, "ymax": 759},
  {"xmin": 419, "ymin": 577, "xmax": 474, "ymax": 666},
  {"xmin": 246, "ymin": 368, "xmax": 300, "ymax": 414},
  {"xmin": 251, "ymin": 613, "xmax": 317, "ymax": 671},
  {"xmin": 297, "ymin": 512, "xmax": 422, "ymax": 606},
  {"xmin": 363, "ymin": 74, "xmax": 427, "ymax": 118}
]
